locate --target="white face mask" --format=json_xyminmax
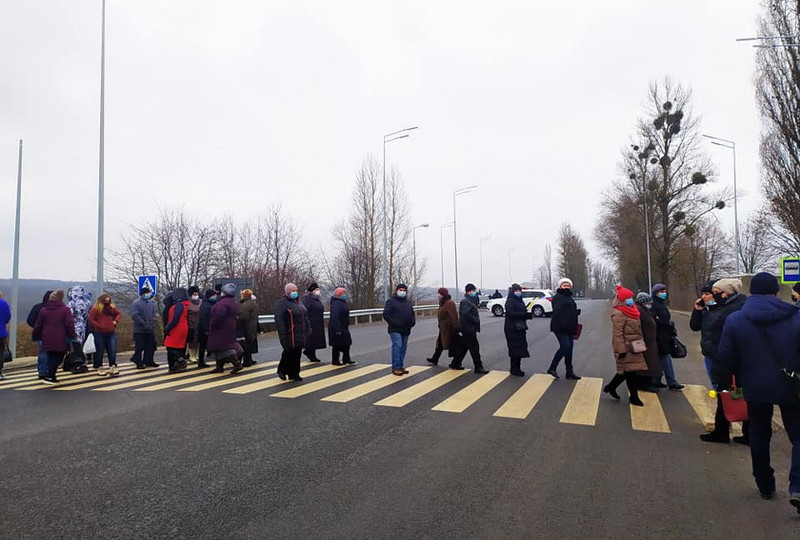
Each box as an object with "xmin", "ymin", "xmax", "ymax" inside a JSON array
[
  {"xmin": 313, "ymin": 290, "xmax": 321, "ymax": 296},
  {"xmin": 191, "ymin": 295, "xmax": 200, "ymax": 301},
  {"xmin": 251, "ymin": 295, "xmax": 257, "ymax": 301}
]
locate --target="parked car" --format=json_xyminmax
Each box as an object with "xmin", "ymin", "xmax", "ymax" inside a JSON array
[{"xmin": 487, "ymin": 289, "xmax": 554, "ymax": 317}]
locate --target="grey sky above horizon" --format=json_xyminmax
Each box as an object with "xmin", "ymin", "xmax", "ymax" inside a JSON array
[{"xmin": 1, "ymin": 0, "xmax": 766, "ymax": 291}]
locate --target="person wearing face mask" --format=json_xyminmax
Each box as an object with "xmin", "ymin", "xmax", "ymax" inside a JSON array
[
  {"xmin": 431, "ymin": 287, "xmax": 460, "ymax": 369},
  {"xmin": 649, "ymin": 284, "xmax": 684, "ymax": 390},
  {"xmin": 603, "ymin": 286, "xmax": 648, "ymax": 406},
  {"xmin": 689, "ymin": 281, "xmax": 718, "ymax": 388},
  {"xmin": 89, "ymin": 293, "xmax": 122, "ymax": 376},
  {"xmin": 275, "ymin": 283, "xmax": 310, "ymax": 381},
  {"xmin": 301, "ymin": 283, "xmax": 327, "ymax": 363},
  {"xmin": 130, "ymin": 286, "xmax": 158, "ymax": 369},
  {"xmin": 633, "ymin": 292, "xmax": 663, "ymax": 393},
  {"xmin": 547, "ymin": 277, "xmax": 582, "ymax": 380},
  {"xmin": 196, "ymin": 289, "xmax": 217, "ymax": 368},
  {"xmin": 207, "ymin": 283, "xmax": 244, "ymax": 374},
  {"xmin": 329, "ymin": 287, "xmax": 355, "ymax": 366},
  {"xmin": 504, "ymin": 283, "xmax": 533, "ymax": 377},
  {"xmin": 237, "ymin": 289, "xmax": 260, "ymax": 367},
  {"xmin": 383, "ymin": 284, "xmax": 416, "ymax": 376},
  {"xmin": 791, "ymin": 283, "xmax": 800, "ymax": 306},
  {"xmin": 163, "ymin": 287, "xmax": 191, "ymax": 373},
  {"xmin": 185, "ymin": 285, "xmax": 202, "ymax": 364},
  {"xmin": 449, "ymin": 283, "xmax": 488, "ymax": 374}
]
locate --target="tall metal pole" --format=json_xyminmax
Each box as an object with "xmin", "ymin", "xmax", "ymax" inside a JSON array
[
  {"xmin": 732, "ymin": 142, "xmax": 741, "ymax": 274},
  {"xmin": 9, "ymin": 140, "xmax": 23, "ymax": 358},
  {"xmin": 440, "ymin": 222, "xmax": 453, "ymax": 286},
  {"xmin": 412, "ymin": 228, "xmax": 417, "ymax": 305},
  {"xmin": 382, "ymin": 140, "xmax": 387, "ymax": 302},
  {"xmin": 641, "ymin": 163, "xmax": 653, "ymax": 294},
  {"xmin": 452, "ymin": 193, "xmax": 459, "ymax": 293},
  {"xmin": 97, "ymin": 0, "xmax": 106, "ymax": 295}
]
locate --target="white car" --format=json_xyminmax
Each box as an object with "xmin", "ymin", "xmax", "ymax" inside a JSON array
[{"xmin": 487, "ymin": 289, "xmax": 554, "ymax": 318}]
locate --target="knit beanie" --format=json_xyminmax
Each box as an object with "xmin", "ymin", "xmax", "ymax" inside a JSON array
[
  {"xmin": 635, "ymin": 292, "xmax": 652, "ymax": 304},
  {"xmin": 701, "ymin": 280, "xmax": 715, "ymax": 294},
  {"xmin": 187, "ymin": 285, "xmax": 200, "ymax": 296},
  {"xmin": 333, "ymin": 287, "xmax": 347, "ymax": 298},
  {"xmin": 616, "ymin": 285, "xmax": 634, "ymax": 301},
  {"xmin": 651, "ymin": 283, "xmax": 667, "ymax": 296},
  {"xmin": 437, "ymin": 287, "xmax": 449, "ymax": 296},
  {"xmin": 557, "ymin": 278, "xmax": 573, "ymax": 288},
  {"xmin": 285, "ymin": 283, "xmax": 297, "ymax": 295},
  {"xmin": 511, "ymin": 283, "xmax": 522, "ymax": 292},
  {"xmin": 395, "ymin": 283, "xmax": 408, "ymax": 291},
  {"xmin": 465, "ymin": 283, "xmax": 477, "ymax": 292},
  {"xmin": 221, "ymin": 283, "xmax": 237, "ymax": 296},
  {"xmin": 204, "ymin": 289, "xmax": 216, "ymax": 300},
  {"xmin": 307, "ymin": 282, "xmax": 319, "ymax": 293},
  {"xmin": 749, "ymin": 272, "xmax": 779, "ymax": 295},
  {"xmin": 713, "ymin": 278, "xmax": 742, "ymax": 295}
]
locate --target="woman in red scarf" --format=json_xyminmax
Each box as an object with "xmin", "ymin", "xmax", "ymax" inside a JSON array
[{"xmin": 603, "ymin": 285, "xmax": 648, "ymax": 406}]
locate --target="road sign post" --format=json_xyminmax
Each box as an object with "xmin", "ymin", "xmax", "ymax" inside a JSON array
[
  {"xmin": 138, "ymin": 275, "xmax": 158, "ymax": 296},
  {"xmin": 780, "ymin": 258, "xmax": 800, "ymax": 283}
]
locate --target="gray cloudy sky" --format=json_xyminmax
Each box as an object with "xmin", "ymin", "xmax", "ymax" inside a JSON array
[{"xmin": 1, "ymin": 0, "xmax": 765, "ymax": 290}]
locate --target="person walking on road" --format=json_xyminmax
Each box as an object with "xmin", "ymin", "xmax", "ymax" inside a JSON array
[
  {"xmin": 89, "ymin": 293, "xmax": 122, "ymax": 377},
  {"xmin": 197, "ymin": 289, "xmax": 216, "ymax": 368},
  {"xmin": 690, "ymin": 278, "xmax": 749, "ymax": 445},
  {"xmin": 207, "ymin": 283, "xmax": 244, "ymax": 374},
  {"xmin": 0, "ymin": 291, "xmax": 10, "ymax": 380},
  {"xmin": 649, "ymin": 284, "xmax": 684, "ymax": 390},
  {"xmin": 27, "ymin": 290, "xmax": 53, "ymax": 378},
  {"xmin": 275, "ymin": 283, "xmax": 310, "ymax": 381},
  {"xmin": 449, "ymin": 283, "xmax": 488, "ymax": 374},
  {"xmin": 302, "ymin": 283, "xmax": 326, "ymax": 363},
  {"xmin": 604, "ymin": 285, "xmax": 647, "ymax": 406},
  {"xmin": 634, "ymin": 293, "xmax": 663, "ymax": 393},
  {"xmin": 130, "ymin": 286, "xmax": 158, "ymax": 369},
  {"xmin": 547, "ymin": 277, "xmax": 582, "ymax": 380},
  {"xmin": 33, "ymin": 290, "xmax": 76, "ymax": 384},
  {"xmin": 238, "ymin": 289, "xmax": 260, "ymax": 367},
  {"xmin": 717, "ymin": 272, "xmax": 800, "ymax": 512},
  {"xmin": 163, "ymin": 287, "xmax": 190, "ymax": 373},
  {"xmin": 186, "ymin": 286, "xmax": 202, "ymax": 364},
  {"xmin": 383, "ymin": 284, "xmax": 416, "ymax": 376},
  {"xmin": 329, "ymin": 287, "xmax": 355, "ymax": 366},
  {"xmin": 65, "ymin": 285, "xmax": 91, "ymax": 372},
  {"xmin": 431, "ymin": 287, "xmax": 460, "ymax": 369},
  {"xmin": 504, "ymin": 283, "xmax": 533, "ymax": 377}
]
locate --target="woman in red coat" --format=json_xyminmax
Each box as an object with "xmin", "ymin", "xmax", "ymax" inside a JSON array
[
  {"xmin": 33, "ymin": 290, "xmax": 76, "ymax": 384},
  {"xmin": 163, "ymin": 287, "xmax": 190, "ymax": 372},
  {"xmin": 88, "ymin": 293, "xmax": 122, "ymax": 376}
]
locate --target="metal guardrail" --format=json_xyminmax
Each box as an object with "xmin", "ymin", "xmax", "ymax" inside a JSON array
[{"xmin": 258, "ymin": 304, "xmax": 438, "ymax": 325}]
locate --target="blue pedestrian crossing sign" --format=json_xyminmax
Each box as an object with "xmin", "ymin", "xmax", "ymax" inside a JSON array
[
  {"xmin": 138, "ymin": 275, "xmax": 158, "ymax": 296},
  {"xmin": 781, "ymin": 258, "xmax": 800, "ymax": 283}
]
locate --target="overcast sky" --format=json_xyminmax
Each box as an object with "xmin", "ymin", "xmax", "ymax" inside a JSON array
[{"xmin": 0, "ymin": 0, "xmax": 765, "ymax": 291}]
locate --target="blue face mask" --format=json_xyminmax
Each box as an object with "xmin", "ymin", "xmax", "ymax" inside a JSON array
[
  {"xmin": 514, "ymin": 291, "xmax": 522, "ymax": 298},
  {"xmin": 209, "ymin": 296, "xmax": 218, "ymax": 303},
  {"xmin": 289, "ymin": 291, "xmax": 299, "ymax": 299},
  {"xmin": 397, "ymin": 290, "xmax": 407, "ymax": 298},
  {"xmin": 340, "ymin": 294, "xmax": 348, "ymax": 301},
  {"xmin": 706, "ymin": 300, "xmax": 716, "ymax": 307},
  {"xmin": 657, "ymin": 292, "xmax": 667, "ymax": 300},
  {"xmin": 624, "ymin": 298, "xmax": 635, "ymax": 306}
]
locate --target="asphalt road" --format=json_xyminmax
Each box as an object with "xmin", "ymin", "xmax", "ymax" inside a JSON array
[{"xmin": 1, "ymin": 299, "xmax": 798, "ymax": 539}]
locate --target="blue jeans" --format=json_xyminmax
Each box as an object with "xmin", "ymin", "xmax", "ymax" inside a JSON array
[
  {"xmin": 389, "ymin": 332, "xmax": 409, "ymax": 370},
  {"xmin": 653, "ymin": 354, "xmax": 679, "ymax": 386},
  {"xmin": 37, "ymin": 341, "xmax": 48, "ymax": 376},
  {"xmin": 549, "ymin": 332, "xmax": 575, "ymax": 374},
  {"xmin": 703, "ymin": 356, "xmax": 718, "ymax": 389},
  {"xmin": 748, "ymin": 401, "xmax": 800, "ymax": 495},
  {"xmin": 93, "ymin": 332, "xmax": 117, "ymax": 368}
]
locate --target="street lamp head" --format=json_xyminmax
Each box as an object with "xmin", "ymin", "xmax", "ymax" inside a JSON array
[{"xmin": 421, "ymin": 223, "xmax": 429, "ymax": 228}]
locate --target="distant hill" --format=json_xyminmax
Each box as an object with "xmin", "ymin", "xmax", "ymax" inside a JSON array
[{"xmin": 0, "ymin": 279, "xmax": 131, "ymax": 318}]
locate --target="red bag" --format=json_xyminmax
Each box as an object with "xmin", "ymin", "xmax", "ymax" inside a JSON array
[
  {"xmin": 573, "ymin": 323, "xmax": 583, "ymax": 340},
  {"xmin": 720, "ymin": 376, "xmax": 749, "ymax": 422}
]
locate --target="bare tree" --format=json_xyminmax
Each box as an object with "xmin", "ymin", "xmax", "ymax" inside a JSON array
[
  {"xmin": 671, "ymin": 218, "xmax": 733, "ymax": 295},
  {"xmin": 541, "ymin": 244, "xmax": 553, "ymax": 289},
  {"xmin": 385, "ymin": 167, "xmax": 413, "ymax": 289},
  {"xmin": 556, "ymin": 223, "xmax": 589, "ymax": 295},
  {"xmin": 737, "ymin": 212, "xmax": 778, "ymax": 273}
]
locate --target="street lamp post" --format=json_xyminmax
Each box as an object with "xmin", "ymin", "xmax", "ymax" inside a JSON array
[
  {"xmin": 479, "ymin": 235, "xmax": 492, "ymax": 291},
  {"xmin": 382, "ymin": 126, "xmax": 417, "ymax": 303},
  {"xmin": 452, "ymin": 185, "xmax": 477, "ymax": 294},
  {"xmin": 703, "ymin": 134, "xmax": 741, "ymax": 274},
  {"xmin": 97, "ymin": 0, "xmax": 106, "ymax": 295},
  {"xmin": 440, "ymin": 222, "xmax": 454, "ymax": 287},
  {"xmin": 412, "ymin": 223, "xmax": 429, "ymax": 305},
  {"xmin": 631, "ymin": 143, "xmax": 656, "ymax": 293},
  {"xmin": 9, "ymin": 140, "xmax": 23, "ymax": 359}
]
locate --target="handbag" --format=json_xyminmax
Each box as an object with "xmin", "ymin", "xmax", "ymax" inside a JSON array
[
  {"xmin": 573, "ymin": 323, "xmax": 583, "ymax": 340},
  {"xmin": 670, "ymin": 337, "xmax": 688, "ymax": 358},
  {"xmin": 83, "ymin": 333, "xmax": 96, "ymax": 355},
  {"xmin": 629, "ymin": 339, "xmax": 647, "ymax": 353},
  {"xmin": 721, "ymin": 375, "xmax": 749, "ymax": 422}
]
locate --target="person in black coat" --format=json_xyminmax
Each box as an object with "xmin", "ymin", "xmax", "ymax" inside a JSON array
[
  {"xmin": 275, "ymin": 283, "xmax": 310, "ymax": 381},
  {"xmin": 649, "ymin": 283, "xmax": 684, "ymax": 390},
  {"xmin": 449, "ymin": 283, "xmax": 488, "ymax": 374},
  {"xmin": 328, "ymin": 287, "xmax": 355, "ymax": 366},
  {"xmin": 504, "ymin": 283, "xmax": 533, "ymax": 377},
  {"xmin": 27, "ymin": 290, "xmax": 54, "ymax": 377},
  {"xmin": 383, "ymin": 284, "xmax": 415, "ymax": 376},
  {"xmin": 301, "ymin": 282, "xmax": 326, "ymax": 362},
  {"xmin": 197, "ymin": 289, "xmax": 216, "ymax": 368},
  {"xmin": 547, "ymin": 278, "xmax": 581, "ymax": 380}
]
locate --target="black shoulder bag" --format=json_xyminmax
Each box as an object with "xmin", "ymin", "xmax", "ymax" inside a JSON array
[{"xmin": 755, "ymin": 325, "xmax": 800, "ymax": 401}]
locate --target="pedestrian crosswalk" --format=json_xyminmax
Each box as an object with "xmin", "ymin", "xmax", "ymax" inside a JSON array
[{"xmin": 0, "ymin": 362, "xmax": 718, "ymax": 434}]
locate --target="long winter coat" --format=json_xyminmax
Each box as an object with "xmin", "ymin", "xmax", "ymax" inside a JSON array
[
  {"xmin": 275, "ymin": 295, "xmax": 309, "ymax": 350},
  {"xmin": 33, "ymin": 300, "xmax": 76, "ymax": 353},
  {"xmin": 383, "ymin": 294, "xmax": 416, "ymax": 336},
  {"xmin": 207, "ymin": 295, "xmax": 238, "ymax": 352},
  {"xmin": 198, "ymin": 299, "xmax": 213, "ymax": 337},
  {"xmin": 504, "ymin": 293, "xmax": 532, "ymax": 358},
  {"xmin": 237, "ymin": 298, "xmax": 259, "ymax": 340},
  {"xmin": 436, "ymin": 295, "xmax": 459, "ymax": 350},
  {"xmin": 459, "ymin": 295, "xmax": 481, "ymax": 333},
  {"xmin": 611, "ymin": 303, "xmax": 648, "ymax": 374},
  {"xmin": 689, "ymin": 293, "xmax": 747, "ymax": 361},
  {"xmin": 328, "ymin": 296, "xmax": 352, "ymax": 347},
  {"xmin": 301, "ymin": 292, "xmax": 326, "ymax": 350},
  {"xmin": 637, "ymin": 304, "xmax": 662, "ymax": 377},
  {"xmin": 650, "ymin": 296, "xmax": 673, "ymax": 356},
  {"xmin": 550, "ymin": 288, "xmax": 580, "ymax": 335},
  {"xmin": 164, "ymin": 288, "xmax": 190, "ymax": 349},
  {"xmin": 186, "ymin": 299, "xmax": 201, "ymax": 343},
  {"xmin": 717, "ymin": 294, "xmax": 800, "ymax": 405}
]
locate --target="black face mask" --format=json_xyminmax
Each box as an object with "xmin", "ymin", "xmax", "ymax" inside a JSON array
[
  {"xmin": 559, "ymin": 288, "xmax": 573, "ymax": 297},
  {"xmin": 712, "ymin": 292, "xmax": 726, "ymax": 304}
]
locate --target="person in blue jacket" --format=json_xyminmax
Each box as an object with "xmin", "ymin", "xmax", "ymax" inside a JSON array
[
  {"xmin": 0, "ymin": 291, "xmax": 11, "ymax": 380},
  {"xmin": 383, "ymin": 284, "xmax": 415, "ymax": 376},
  {"xmin": 717, "ymin": 272, "xmax": 800, "ymax": 513}
]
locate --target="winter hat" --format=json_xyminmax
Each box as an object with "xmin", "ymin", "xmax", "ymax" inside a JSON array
[
  {"xmin": 465, "ymin": 283, "xmax": 477, "ymax": 292},
  {"xmin": 713, "ymin": 278, "xmax": 742, "ymax": 295},
  {"xmin": 793, "ymin": 283, "xmax": 800, "ymax": 296},
  {"xmin": 333, "ymin": 287, "xmax": 347, "ymax": 298},
  {"xmin": 395, "ymin": 283, "xmax": 408, "ymax": 291},
  {"xmin": 635, "ymin": 292, "xmax": 652, "ymax": 305},
  {"xmin": 187, "ymin": 285, "xmax": 200, "ymax": 296},
  {"xmin": 651, "ymin": 283, "xmax": 667, "ymax": 296},
  {"xmin": 307, "ymin": 282, "xmax": 320, "ymax": 292},
  {"xmin": 511, "ymin": 283, "xmax": 523, "ymax": 292},
  {"xmin": 615, "ymin": 285, "xmax": 634, "ymax": 301},
  {"xmin": 221, "ymin": 283, "xmax": 237, "ymax": 296},
  {"xmin": 437, "ymin": 287, "xmax": 449, "ymax": 296},
  {"xmin": 241, "ymin": 289, "xmax": 253, "ymax": 299},
  {"xmin": 557, "ymin": 278, "xmax": 573, "ymax": 288},
  {"xmin": 749, "ymin": 272, "xmax": 779, "ymax": 295},
  {"xmin": 284, "ymin": 283, "xmax": 297, "ymax": 295},
  {"xmin": 204, "ymin": 289, "xmax": 216, "ymax": 300},
  {"xmin": 140, "ymin": 286, "xmax": 151, "ymax": 295},
  {"xmin": 701, "ymin": 280, "xmax": 716, "ymax": 294}
]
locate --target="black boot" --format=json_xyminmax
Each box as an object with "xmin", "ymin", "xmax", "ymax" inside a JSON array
[
  {"xmin": 626, "ymin": 372, "xmax": 644, "ymax": 406},
  {"xmin": 604, "ymin": 374, "xmax": 625, "ymax": 400},
  {"xmin": 230, "ymin": 358, "xmax": 244, "ymax": 374},
  {"xmin": 474, "ymin": 359, "xmax": 488, "ymax": 375},
  {"xmin": 210, "ymin": 359, "xmax": 225, "ymax": 373},
  {"xmin": 509, "ymin": 358, "xmax": 525, "ymax": 377}
]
